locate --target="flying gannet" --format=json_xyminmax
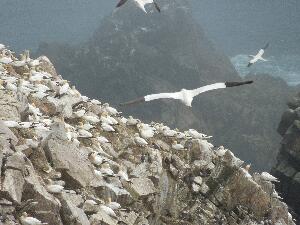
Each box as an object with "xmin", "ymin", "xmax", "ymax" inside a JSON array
[
  {"xmin": 247, "ymin": 43, "xmax": 269, "ymax": 67},
  {"xmin": 116, "ymin": 0, "xmax": 160, "ymax": 13},
  {"xmin": 120, "ymin": 81, "xmax": 253, "ymax": 107}
]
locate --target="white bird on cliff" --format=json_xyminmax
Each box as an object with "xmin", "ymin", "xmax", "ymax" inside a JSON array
[
  {"xmin": 97, "ymin": 136, "xmax": 110, "ymax": 144},
  {"xmin": 101, "ymin": 123, "xmax": 115, "ymax": 132},
  {"xmin": 172, "ymin": 140, "xmax": 184, "ymax": 150},
  {"xmin": 247, "ymin": 43, "xmax": 269, "ymax": 67},
  {"xmin": 88, "ymin": 152, "xmax": 104, "ymax": 166},
  {"xmin": 100, "ymin": 204, "xmax": 117, "ymax": 217},
  {"xmin": 45, "ymin": 179, "xmax": 64, "ymax": 194},
  {"xmin": 19, "ymin": 212, "xmax": 48, "ymax": 225},
  {"xmin": 116, "ymin": 0, "xmax": 161, "ymax": 13},
  {"xmin": 187, "ymin": 129, "xmax": 212, "ymax": 139},
  {"xmin": 134, "ymin": 133, "xmax": 148, "ymax": 146},
  {"xmin": 102, "ymin": 103, "xmax": 119, "ymax": 116},
  {"xmin": 83, "ymin": 115, "xmax": 100, "ymax": 124},
  {"xmin": 120, "ymin": 81, "xmax": 253, "ymax": 107},
  {"xmin": 261, "ymin": 172, "xmax": 279, "ymax": 183}
]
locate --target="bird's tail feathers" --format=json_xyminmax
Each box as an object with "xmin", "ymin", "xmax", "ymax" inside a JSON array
[{"xmin": 225, "ymin": 81, "xmax": 253, "ymax": 87}]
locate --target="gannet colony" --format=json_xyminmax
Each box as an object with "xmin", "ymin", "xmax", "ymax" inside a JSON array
[{"xmin": 0, "ymin": 42, "xmax": 295, "ymax": 224}]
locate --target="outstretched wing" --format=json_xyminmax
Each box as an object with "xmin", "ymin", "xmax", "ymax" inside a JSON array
[
  {"xmin": 145, "ymin": 92, "xmax": 182, "ymax": 102},
  {"xmin": 190, "ymin": 83, "xmax": 226, "ymax": 97},
  {"xmin": 120, "ymin": 91, "xmax": 183, "ymax": 106},
  {"xmin": 116, "ymin": 0, "xmax": 128, "ymax": 8}
]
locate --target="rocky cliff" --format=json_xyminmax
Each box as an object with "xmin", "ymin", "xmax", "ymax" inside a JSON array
[
  {"xmin": 0, "ymin": 46, "xmax": 295, "ymax": 224},
  {"xmin": 272, "ymin": 92, "xmax": 300, "ymax": 223},
  {"xmin": 36, "ymin": 0, "xmax": 294, "ymax": 171}
]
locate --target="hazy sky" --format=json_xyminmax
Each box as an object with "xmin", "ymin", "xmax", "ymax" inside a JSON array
[{"xmin": 0, "ymin": 0, "xmax": 299, "ymax": 55}]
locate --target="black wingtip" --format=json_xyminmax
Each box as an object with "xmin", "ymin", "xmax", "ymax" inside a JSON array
[
  {"xmin": 153, "ymin": 2, "xmax": 161, "ymax": 12},
  {"xmin": 116, "ymin": 0, "xmax": 128, "ymax": 8},
  {"xmin": 225, "ymin": 81, "xmax": 254, "ymax": 87},
  {"xmin": 262, "ymin": 42, "xmax": 269, "ymax": 50},
  {"xmin": 247, "ymin": 62, "xmax": 253, "ymax": 67}
]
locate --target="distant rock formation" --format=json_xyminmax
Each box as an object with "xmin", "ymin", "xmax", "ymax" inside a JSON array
[
  {"xmin": 272, "ymin": 92, "xmax": 300, "ymax": 222},
  {"xmin": 0, "ymin": 46, "xmax": 295, "ymax": 224}
]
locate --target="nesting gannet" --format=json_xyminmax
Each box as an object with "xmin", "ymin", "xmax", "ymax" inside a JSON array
[
  {"xmin": 97, "ymin": 136, "xmax": 110, "ymax": 144},
  {"xmin": 29, "ymin": 71, "xmax": 51, "ymax": 82},
  {"xmin": 73, "ymin": 108, "xmax": 86, "ymax": 118},
  {"xmin": 88, "ymin": 152, "xmax": 104, "ymax": 166},
  {"xmin": 134, "ymin": 133, "xmax": 148, "ymax": 146},
  {"xmin": 247, "ymin": 43, "xmax": 269, "ymax": 67},
  {"xmin": 100, "ymin": 163, "xmax": 115, "ymax": 176},
  {"xmin": 117, "ymin": 168, "xmax": 130, "ymax": 182},
  {"xmin": 162, "ymin": 127, "xmax": 177, "ymax": 137},
  {"xmin": 83, "ymin": 115, "xmax": 100, "ymax": 124},
  {"xmin": 0, "ymin": 56, "xmax": 13, "ymax": 64},
  {"xmin": 101, "ymin": 123, "xmax": 115, "ymax": 132},
  {"xmin": 58, "ymin": 80, "xmax": 70, "ymax": 95},
  {"xmin": 215, "ymin": 145, "xmax": 227, "ymax": 157},
  {"xmin": 261, "ymin": 172, "xmax": 279, "ymax": 182},
  {"xmin": 171, "ymin": 140, "xmax": 184, "ymax": 150},
  {"xmin": 116, "ymin": 0, "xmax": 160, "ymax": 13},
  {"xmin": 120, "ymin": 81, "xmax": 253, "ymax": 107},
  {"xmin": 94, "ymin": 169, "xmax": 103, "ymax": 179},
  {"xmin": 90, "ymin": 99, "xmax": 101, "ymax": 105},
  {"xmin": 126, "ymin": 116, "xmax": 140, "ymax": 126},
  {"xmin": 77, "ymin": 129, "xmax": 93, "ymax": 138},
  {"xmin": 100, "ymin": 205, "xmax": 117, "ymax": 217},
  {"xmin": 138, "ymin": 123, "xmax": 154, "ymax": 139},
  {"xmin": 45, "ymin": 179, "xmax": 64, "ymax": 194},
  {"xmin": 187, "ymin": 129, "xmax": 212, "ymax": 139},
  {"xmin": 100, "ymin": 114, "xmax": 118, "ymax": 125},
  {"xmin": 19, "ymin": 212, "xmax": 48, "ymax": 225},
  {"xmin": 102, "ymin": 103, "xmax": 119, "ymax": 115}
]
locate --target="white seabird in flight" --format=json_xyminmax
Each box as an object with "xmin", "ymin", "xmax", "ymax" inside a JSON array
[
  {"xmin": 116, "ymin": 0, "xmax": 161, "ymax": 13},
  {"xmin": 247, "ymin": 43, "xmax": 269, "ymax": 67},
  {"xmin": 120, "ymin": 81, "xmax": 253, "ymax": 107}
]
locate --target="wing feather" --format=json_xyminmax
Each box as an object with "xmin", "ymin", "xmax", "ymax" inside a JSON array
[
  {"xmin": 190, "ymin": 83, "xmax": 226, "ymax": 97},
  {"xmin": 145, "ymin": 92, "xmax": 183, "ymax": 101}
]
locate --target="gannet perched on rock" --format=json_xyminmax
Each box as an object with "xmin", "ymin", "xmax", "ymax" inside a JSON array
[
  {"xmin": 247, "ymin": 43, "xmax": 269, "ymax": 67},
  {"xmin": 134, "ymin": 133, "xmax": 148, "ymax": 146},
  {"xmin": 172, "ymin": 140, "xmax": 184, "ymax": 150},
  {"xmin": 261, "ymin": 172, "xmax": 279, "ymax": 182},
  {"xmin": 45, "ymin": 179, "xmax": 64, "ymax": 194},
  {"xmin": 116, "ymin": 0, "xmax": 160, "ymax": 13},
  {"xmin": 187, "ymin": 129, "xmax": 212, "ymax": 139},
  {"xmin": 88, "ymin": 152, "xmax": 104, "ymax": 166},
  {"xmin": 19, "ymin": 212, "xmax": 48, "ymax": 225},
  {"xmin": 120, "ymin": 81, "xmax": 253, "ymax": 107}
]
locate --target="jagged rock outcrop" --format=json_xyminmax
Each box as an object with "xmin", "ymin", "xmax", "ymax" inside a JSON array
[
  {"xmin": 0, "ymin": 45, "xmax": 295, "ymax": 224},
  {"xmin": 36, "ymin": 0, "xmax": 294, "ymax": 171},
  {"xmin": 272, "ymin": 92, "xmax": 300, "ymax": 223}
]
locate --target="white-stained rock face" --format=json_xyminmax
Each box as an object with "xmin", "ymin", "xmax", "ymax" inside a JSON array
[{"xmin": 0, "ymin": 45, "xmax": 295, "ymax": 225}]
